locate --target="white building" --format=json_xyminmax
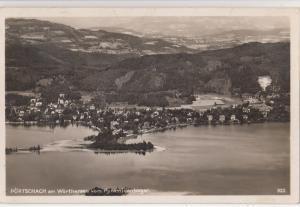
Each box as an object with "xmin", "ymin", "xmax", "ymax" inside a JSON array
[
  {"xmin": 207, "ymin": 115, "xmax": 213, "ymax": 121},
  {"xmin": 230, "ymin": 114, "xmax": 236, "ymax": 121},
  {"xmin": 35, "ymin": 102, "xmax": 43, "ymax": 107},
  {"xmin": 219, "ymin": 115, "xmax": 226, "ymax": 122}
]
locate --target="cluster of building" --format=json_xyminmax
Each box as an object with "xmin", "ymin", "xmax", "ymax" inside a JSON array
[
  {"xmin": 6, "ymin": 93, "xmax": 78, "ymax": 123},
  {"xmin": 241, "ymin": 93, "xmax": 274, "ymax": 117},
  {"xmin": 5, "ymin": 90, "xmax": 289, "ymax": 137}
]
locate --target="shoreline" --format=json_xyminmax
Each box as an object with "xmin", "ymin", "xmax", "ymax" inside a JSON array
[
  {"xmin": 5, "ymin": 121, "xmax": 289, "ymax": 155},
  {"xmin": 5, "ymin": 119, "xmax": 289, "ymax": 126},
  {"xmin": 5, "ymin": 119, "xmax": 289, "ymax": 141}
]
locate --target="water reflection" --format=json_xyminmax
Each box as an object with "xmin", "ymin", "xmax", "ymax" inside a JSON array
[
  {"xmin": 8, "ymin": 121, "xmax": 86, "ymax": 129},
  {"xmin": 93, "ymin": 150, "xmax": 154, "ymax": 156}
]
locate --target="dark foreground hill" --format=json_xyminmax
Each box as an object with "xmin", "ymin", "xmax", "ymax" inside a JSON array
[
  {"xmin": 6, "ymin": 40, "xmax": 289, "ymax": 93},
  {"xmin": 78, "ymin": 41, "xmax": 290, "ymax": 95}
]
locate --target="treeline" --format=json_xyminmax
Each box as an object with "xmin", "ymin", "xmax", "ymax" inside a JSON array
[
  {"xmin": 89, "ymin": 141, "xmax": 154, "ymax": 151},
  {"xmin": 104, "ymin": 91, "xmax": 195, "ymax": 107},
  {"xmin": 40, "ymin": 82, "xmax": 81, "ymax": 102},
  {"xmin": 6, "ymin": 94, "xmax": 32, "ymax": 106},
  {"xmin": 87, "ymin": 127, "xmax": 154, "ymax": 151}
]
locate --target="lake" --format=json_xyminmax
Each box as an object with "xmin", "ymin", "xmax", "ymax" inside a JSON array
[{"xmin": 6, "ymin": 123, "xmax": 290, "ymax": 195}]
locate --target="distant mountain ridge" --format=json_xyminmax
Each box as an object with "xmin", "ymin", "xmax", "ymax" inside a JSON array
[
  {"xmin": 5, "ymin": 18, "xmax": 290, "ymax": 103},
  {"xmin": 6, "ymin": 18, "xmax": 196, "ymax": 56},
  {"xmin": 95, "ymin": 26, "xmax": 289, "ymax": 51}
]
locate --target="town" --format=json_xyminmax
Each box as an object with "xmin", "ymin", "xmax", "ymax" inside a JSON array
[{"xmin": 5, "ymin": 89, "xmax": 290, "ymax": 140}]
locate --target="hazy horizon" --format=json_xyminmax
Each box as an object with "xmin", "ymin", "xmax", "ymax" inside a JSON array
[{"xmin": 36, "ymin": 16, "xmax": 289, "ymax": 38}]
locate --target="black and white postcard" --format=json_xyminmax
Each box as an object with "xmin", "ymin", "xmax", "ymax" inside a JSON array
[{"xmin": 0, "ymin": 7, "xmax": 299, "ymax": 203}]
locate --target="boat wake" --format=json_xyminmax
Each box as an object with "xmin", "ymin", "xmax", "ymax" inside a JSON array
[
  {"xmin": 41, "ymin": 138, "xmax": 93, "ymax": 153},
  {"xmin": 12, "ymin": 139, "xmax": 167, "ymax": 154},
  {"xmin": 154, "ymin": 145, "xmax": 166, "ymax": 152}
]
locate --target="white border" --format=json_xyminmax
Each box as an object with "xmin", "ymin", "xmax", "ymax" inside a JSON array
[
  {"xmin": 0, "ymin": 7, "xmax": 299, "ymax": 204},
  {"xmin": 1, "ymin": 1, "xmax": 300, "ymax": 8}
]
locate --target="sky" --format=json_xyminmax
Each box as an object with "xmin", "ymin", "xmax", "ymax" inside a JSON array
[{"xmin": 38, "ymin": 16, "xmax": 289, "ymax": 38}]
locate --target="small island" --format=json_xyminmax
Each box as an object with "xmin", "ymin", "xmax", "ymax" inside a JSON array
[
  {"xmin": 84, "ymin": 127, "xmax": 154, "ymax": 152},
  {"xmin": 5, "ymin": 145, "xmax": 41, "ymax": 155}
]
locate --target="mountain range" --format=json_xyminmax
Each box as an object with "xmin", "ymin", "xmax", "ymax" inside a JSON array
[
  {"xmin": 94, "ymin": 26, "xmax": 289, "ymax": 51},
  {"xmin": 5, "ymin": 18, "xmax": 290, "ymax": 105}
]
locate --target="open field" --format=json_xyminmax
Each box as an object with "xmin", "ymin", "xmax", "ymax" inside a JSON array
[{"xmin": 171, "ymin": 93, "xmax": 242, "ymax": 111}]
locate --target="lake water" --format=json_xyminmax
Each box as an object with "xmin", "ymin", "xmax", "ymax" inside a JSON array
[{"xmin": 6, "ymin": 123, "xmax": 290, "ymax": 195}]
